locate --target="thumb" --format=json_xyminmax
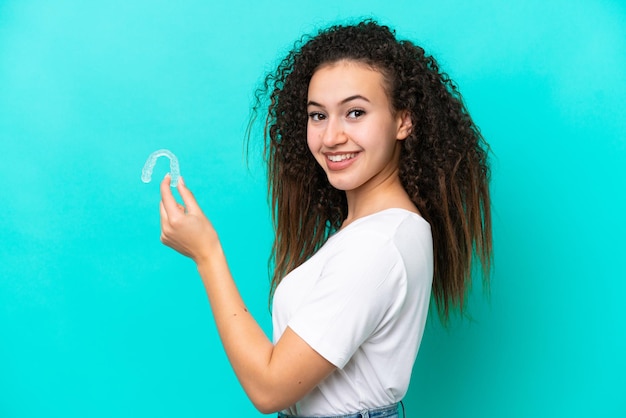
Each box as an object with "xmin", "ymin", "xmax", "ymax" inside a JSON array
[{"xmin": 176, "ymin": 176, "xmax": 202, "ymax": 214}]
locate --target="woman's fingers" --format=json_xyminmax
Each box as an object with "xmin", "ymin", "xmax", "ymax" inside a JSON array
[
  {"xmin": 160, "ymin": 175, "xmax": 200, "ymax": 218},
  {"xmin": 176, "ymin": 176, "xmax": 201, "ymax": 216},
  {"xmin": 158, "ymin": 174, "xmax": 215, "ymax": 262},
  {"xmin": 159, "ymin": 201, "xmax": 168, "ymax": 223},
  {"xmin": 159, "ymin": 201, "xmax": 169, "ymax": 243},
  {"xmin": 159, "ymin": 176, "xmax": 183, "ymax": 246},
  {"xmin": 160, "ymin": 174, "xmax": 182, "ymax": 217}
]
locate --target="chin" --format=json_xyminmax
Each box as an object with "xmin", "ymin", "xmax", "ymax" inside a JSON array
[{"xmin": 326, "ymin": 178, "xmax": 358, "ymax": 192}]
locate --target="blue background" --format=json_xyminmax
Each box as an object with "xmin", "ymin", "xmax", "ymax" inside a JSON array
[{"xmin": 1, "ymin": 1, "xmax": 625, "ymax": 416}]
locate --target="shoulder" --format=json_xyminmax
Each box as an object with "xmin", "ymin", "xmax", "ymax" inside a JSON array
[
  {"xmin": 334, "ymin": 208, "xmax": 431, "ymax": 250},
  {"xmin": 322, "ymin": 209, "xmax": 431, "ymax": 279}
]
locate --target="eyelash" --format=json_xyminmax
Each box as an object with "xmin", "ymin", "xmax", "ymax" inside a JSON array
[
  {"xmin": 347, "ymin": 108, "xmax": 365, "ymax": 119},
  {"xmin": 308, "ymin": 109, "xmax": 366, "ymax": 121},
  {"xmin": 308, "ymin": 112, "xmax": 326, "ymax": 121}
]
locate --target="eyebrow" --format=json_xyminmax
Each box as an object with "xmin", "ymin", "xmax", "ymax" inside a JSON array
[{"xmin": 307, "ymin": 95, "xmax": 370, "ymax": 107}]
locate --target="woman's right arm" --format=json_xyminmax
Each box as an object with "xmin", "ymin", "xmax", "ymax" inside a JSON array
[{"xmin": 159, "ymin": 175, "xmax": 336, "ymax": 413}]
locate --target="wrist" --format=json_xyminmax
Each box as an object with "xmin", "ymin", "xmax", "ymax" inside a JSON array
[{"xmin": 195, "ymin": 241, "xmax": 225, "ymax": 272}]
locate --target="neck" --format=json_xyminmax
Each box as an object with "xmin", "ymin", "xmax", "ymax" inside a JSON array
[{"xmin": 342, "ymin": 170, "xmax": 418, "ymax": 230}]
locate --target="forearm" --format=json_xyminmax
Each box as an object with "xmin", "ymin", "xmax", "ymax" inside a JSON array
[{"xmin": 196, "ymin": 246, "xmax": 283, "ymax": 412}]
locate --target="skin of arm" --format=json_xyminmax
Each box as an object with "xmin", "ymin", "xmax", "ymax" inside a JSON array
[{"xmin": 158, "ymin": 174, "xmax": 336, "ymax": 413}]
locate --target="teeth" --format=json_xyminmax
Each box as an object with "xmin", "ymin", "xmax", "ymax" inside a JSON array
[{"xmin": 328, "ymin": 153, "xmax": 356, "ymax": 162}]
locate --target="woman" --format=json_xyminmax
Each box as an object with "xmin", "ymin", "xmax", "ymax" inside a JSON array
[{"xmin": 159, "ymin": 20, "xmax": 492, "ymax": 418}]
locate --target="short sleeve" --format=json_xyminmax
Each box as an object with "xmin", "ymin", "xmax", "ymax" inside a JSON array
[{"xmin": 287, "ymin": 231, "xmax": 407, "ymax": 368}]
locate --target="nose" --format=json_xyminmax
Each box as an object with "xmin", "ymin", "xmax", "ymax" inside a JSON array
[{"xmin": 321, "ymin": 117, "xmax": 348, "ymax": 148}]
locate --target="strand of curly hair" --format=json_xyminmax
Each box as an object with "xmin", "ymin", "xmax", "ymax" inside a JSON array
[{"xmin": 249, "ymin": 20, "xmax": 492, "ymax": 322}]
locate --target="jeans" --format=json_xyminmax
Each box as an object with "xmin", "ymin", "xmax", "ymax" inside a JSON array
[{"xmin": 277, "ymin": 402, "xmax": 401, "ymax": 418}]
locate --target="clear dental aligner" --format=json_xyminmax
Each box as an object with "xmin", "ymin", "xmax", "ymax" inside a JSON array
[{"xmin": 141, "ymin": 149, "xmax": 180, "ymax": 187}]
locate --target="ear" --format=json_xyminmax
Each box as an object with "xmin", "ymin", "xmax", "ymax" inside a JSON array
[{"xmin": 396, "ymin": 110, "xmax": 413, "ymax": 140}]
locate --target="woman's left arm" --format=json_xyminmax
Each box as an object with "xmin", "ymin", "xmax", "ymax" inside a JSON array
[{"xmin": 159, "ymin": 175, "xmax": 335, "ymax": 413}]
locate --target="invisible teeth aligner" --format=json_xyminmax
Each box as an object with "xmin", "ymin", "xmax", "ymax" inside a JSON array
[{"xmin": 141, "ymin": 149, "xmax": 180, "ymax": 187}]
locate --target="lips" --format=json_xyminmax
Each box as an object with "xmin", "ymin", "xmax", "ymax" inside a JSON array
[{"xmin": 324, "ymin": 152, "xmax": 359, "ymax": 170}]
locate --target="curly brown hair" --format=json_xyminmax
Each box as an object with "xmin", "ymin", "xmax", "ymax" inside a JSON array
[{"xmin": 251, "ymin": 19, "xmax": 492, "ymax": 321}]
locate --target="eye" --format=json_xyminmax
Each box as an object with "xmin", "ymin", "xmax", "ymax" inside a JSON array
[
  {"xmin": 347, "ymin": 108, "xmax": 366, "ymax": 119},
  {"xmin": 308, "ymin": 112, "xmax": 326, "ymax": 122}
]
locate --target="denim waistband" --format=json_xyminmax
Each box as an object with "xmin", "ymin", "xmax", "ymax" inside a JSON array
[{"xmin": 277, "ymin": 402, "xmax": 400, "ymax": 418}]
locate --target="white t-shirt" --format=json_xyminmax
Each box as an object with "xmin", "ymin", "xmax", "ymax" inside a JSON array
[{"xmin": 272, "ymin": 208, "xmax": 433, "ymax": 416}]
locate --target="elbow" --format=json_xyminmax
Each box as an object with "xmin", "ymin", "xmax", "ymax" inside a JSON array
[
  {"xmin": 252, "ymin": 398, "xmax": 281, "ymax": 415},
  {"xmin": 255, "ymin": 404, "xmax": 279, "ymax": 415},
  {"xmin": 249, "ymin": 391, "xmax": 289, "ymax": 415}
]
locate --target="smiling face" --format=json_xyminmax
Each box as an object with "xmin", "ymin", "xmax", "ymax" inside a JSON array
[{"xmin": 306, "ymin": 60, "xmax": 412, "ymax": 199}]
